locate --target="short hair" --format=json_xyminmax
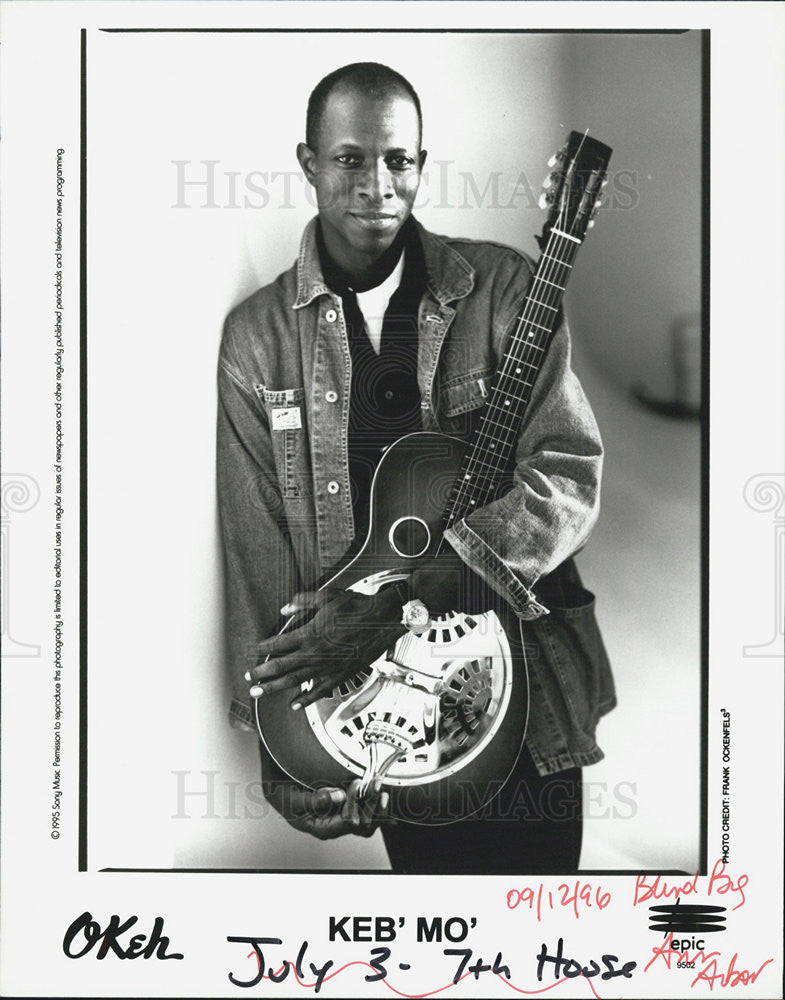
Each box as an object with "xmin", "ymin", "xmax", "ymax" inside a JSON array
[{"xmin": 306, "ymin": 62, "xmax": 423, "ymax": 151}]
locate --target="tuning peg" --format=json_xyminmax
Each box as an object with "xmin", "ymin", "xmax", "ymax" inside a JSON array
[
  {"xmin": 587, "ymin": 204, "xmax": 604, "ymax": 229},
  {"xmin": 539, "ymin": 190, "xmax": 558, "ymax": 209},
  {"xmin": 547, "ymin": 150, "xmax": 565, "ymax": 168},
  {"xmin": 601, "ymin": 177, "xmax": 609, "ymax": 188},
  {"xmin": 542, "ymin": 171, "xmax": 559, "ymax": 190}
]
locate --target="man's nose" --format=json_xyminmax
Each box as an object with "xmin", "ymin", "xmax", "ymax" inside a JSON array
[{"xmin": 359, "ymin": 159, "xmax": 394, "ymax": 201}]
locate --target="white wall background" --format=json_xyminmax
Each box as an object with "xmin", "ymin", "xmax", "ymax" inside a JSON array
[{"xmin": 86, "ymin": 30, "xmax": 701, "ymax": 872}]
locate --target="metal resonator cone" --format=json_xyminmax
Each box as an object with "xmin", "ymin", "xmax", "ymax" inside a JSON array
[{"xmin": 304, "ymin": 586, "xmax": 513, "ymax": 790}]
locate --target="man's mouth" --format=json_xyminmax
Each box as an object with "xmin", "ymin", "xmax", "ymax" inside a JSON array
[{"xmin": 351, "ymin": 212, "xmax": 398, "ymax": 229}]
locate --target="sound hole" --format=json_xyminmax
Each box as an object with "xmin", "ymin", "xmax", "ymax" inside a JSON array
[{"xmin": 389, "ymin": 516, "xmax": 431, "ymax": 558}]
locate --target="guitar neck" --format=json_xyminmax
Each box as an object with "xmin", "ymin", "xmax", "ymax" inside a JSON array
[{"xmin": 442, "ymin": 229, "xmax": 582, "ymax": 530}]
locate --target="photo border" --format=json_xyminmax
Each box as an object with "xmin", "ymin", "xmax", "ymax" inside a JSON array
[{"xmin": 75, "ymin": 24, "xmax": 710, "ymax": 878}]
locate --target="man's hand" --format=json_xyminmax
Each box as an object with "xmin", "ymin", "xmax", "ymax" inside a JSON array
[
  {"xmin": 247, "ymin": 554, "xmax": 487, "ymax": 711},
  {"xmin": 247, "ymin": 587, "xmax": 405, "ymax": 710},
  {"xmin": 264, "ymin": 779, "xmax": 391, "ymax": 840}
]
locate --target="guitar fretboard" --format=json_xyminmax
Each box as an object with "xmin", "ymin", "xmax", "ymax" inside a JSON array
[{"xmin": 441, "ymin": 229, "xmax": 581, "ymax": 530}]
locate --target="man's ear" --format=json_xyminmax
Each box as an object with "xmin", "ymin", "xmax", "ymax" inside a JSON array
[
  {"xmin": 418, "ymin": 149, "xmax": 428, "ymax": 172},
  {"xmin": 297, "ymin": 142, "xmax": 318, "ymax": 186}
]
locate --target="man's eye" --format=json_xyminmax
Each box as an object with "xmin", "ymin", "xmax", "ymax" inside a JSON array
[
  {"xmin": 336, "ymin": 154, "xmax": 361, "ymax": 166},
  {"xmin": 388, "ymin": 156, "xmax": 414, "ymax": 169}
]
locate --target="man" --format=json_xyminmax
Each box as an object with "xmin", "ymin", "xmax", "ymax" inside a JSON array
[{"xmin": 217, "ymin": 62, "xmax": 615, "ymax": 872}]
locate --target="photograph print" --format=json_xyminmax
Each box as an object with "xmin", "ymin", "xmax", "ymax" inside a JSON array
[{"xmin": 83, "ymin": 28, "xmax": 703, "ymax": 876}]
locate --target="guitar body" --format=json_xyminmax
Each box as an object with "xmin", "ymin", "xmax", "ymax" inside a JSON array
[{"xmin": 256, "ymin": 432, "xmax": 529, "ymax": 825}]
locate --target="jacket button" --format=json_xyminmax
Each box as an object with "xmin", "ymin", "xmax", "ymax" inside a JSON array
[
  {"xmin": 325, "ymin": 389, "xmax": 338, "ymax": 403},
  {"xmin": 327, "ymin": 480, "xmax": 340, "ymax": 495},
  {"xmin": 325, "ymin": 308, "xmax": 338, "ymax": 323}
]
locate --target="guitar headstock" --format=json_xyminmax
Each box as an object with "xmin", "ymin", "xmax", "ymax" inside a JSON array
[{"xmin": 537, "ymin": 131, "xmax": 613, "ymax": 247}]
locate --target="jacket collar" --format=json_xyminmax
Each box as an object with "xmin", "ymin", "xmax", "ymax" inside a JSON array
[{"xmin": 293, "ymin": 215, "xmax": 475, "ymax": 309}]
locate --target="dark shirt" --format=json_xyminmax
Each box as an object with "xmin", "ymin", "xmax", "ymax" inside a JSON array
[{"xmin": 316, "ymin": 220, "xmax": 425, "ymax": 540}]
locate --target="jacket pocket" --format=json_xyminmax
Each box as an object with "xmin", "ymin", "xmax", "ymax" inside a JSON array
[
  {"xmin": 439, "ymin": 368, "xmax": 494, "ymax": 436},
  {"xmin": 254, "ymin": 385, "xmax": 313, "ymax": 499},
  {"xmin": 526, "ymin": 561, "xmax": 616, "ymax": 747}
]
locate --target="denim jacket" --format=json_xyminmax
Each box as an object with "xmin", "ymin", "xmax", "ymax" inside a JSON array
[{"xmin": 217, "ymin": 217, "xmax": 616, "ymax": 775}]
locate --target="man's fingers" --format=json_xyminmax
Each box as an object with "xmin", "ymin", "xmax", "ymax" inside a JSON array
[
  {"xmin": 268, "ymin": 780, "xmax": 392, "ymax": 839},
  {"xmin": 250, "ymin": 644, "xmax": 332, "ymax": 683},
  {"xmin": 290, "ymin": 676, "xmax": 338, "ymax": 711},
  {"xmin": 248, "ymin": 650, "xmax": 309, "ymax": 684},
  {"xmin": 252, "ymin": 630, "xmax": 304, "ymax": 663},
  {"xmin": 276, "ymin": 784, "xmax": 346, "ymax": 819},
  {"xmin": 281, "ymin": 588, "xmax": 345, "ymax": 616},
  {"xmin": 341, "ymin": 778, "xmax": 390, "ymax": 836},
  {"xmin": 250, "ymin": 664, "xmax": 316, "ymax": 698},
  {"xmin": 340, "ymin": 783, "xmax": 362, "ymax": 830},
  {"xmin": 312, "ymin": 787, "xmax": 347, "ymax": 815}
]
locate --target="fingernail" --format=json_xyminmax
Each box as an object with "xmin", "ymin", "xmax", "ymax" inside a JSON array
[
  {"xmin": 244, "ymin": 671, "xmax": 252, "ymax": 682},
  {"xmin": 281, "ymin": 603, "xmax": 296, "ymax": 615},
  {"xmin": 291, "ymin": 702, "xmax": 301, "ymax": 711},
  {"xmin": 380, "ymin": 792, "xmax": 389, "ymax": 810},
  {"xmin": 250, "ymin": 686, "xmax": 264, "ymax": 698}
]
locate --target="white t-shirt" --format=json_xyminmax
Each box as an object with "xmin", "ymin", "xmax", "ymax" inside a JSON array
[{"xmin": 354, "ymin": 251, "xmax": 405, "ymax": 355}]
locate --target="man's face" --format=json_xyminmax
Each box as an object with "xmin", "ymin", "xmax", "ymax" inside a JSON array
[{"xmin": 298, "ymin": 86, "xmax": 426, "ymax": 269}]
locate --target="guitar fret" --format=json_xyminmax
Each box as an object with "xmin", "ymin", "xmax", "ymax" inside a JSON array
[
  {"xmin": 541, "ymin": 254, "xmax": 573, "ymax": 268},
  {"xmin": 516, "ymin": 320, "xmax": 550, "ymax": 333},
  {"xmin": 534, "ymin": 277, "xmax": 565, "ymax": 291},
  {"xmin": 527, "ymin": 299, "xmax": 558, "ymax": 311},
  {"xmin": 450, "ymin": 484, "xmax": 495, "ymax": 508},
  {"xmin": 487, "ymin": 396, "xmax": 524, "ymax": 411},
  {"xmin": 498, "ymin": 375, "xmax": 533, "ymax": 390},
  {"xmin": 503, "ymin": 361, "xmax": 539, "ymax": 374},
  {"xmin": 479, "ymin": 413, "xmax": 526, "ymax": 433},
  {"xmin": 475, "ymin": 426, "xmax": 518, "ymax": 446},
  {"xmin": 510, "ymin": 337, "xmax": 545, "ymax": 350},
  {"xmin": 461, "ymin": 454, "xmax": 512, "ymax": 475}
]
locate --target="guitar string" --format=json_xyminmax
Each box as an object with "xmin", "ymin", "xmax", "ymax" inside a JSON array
[
  {"xmin": 453, "ymin": 245, "xmax": 566, "ymax": 501},
  {"xmin": 432, "ymin": 243, "xmax": 567, "ymax": 564},
  {"xmin": 478, "ymin": 234, "xmax": 576, "ymax": 481},
  {"xmin": 466, "ymin": 178, "xmax": 582, "ymax": 473},
  {"xmin": 442, "ymin": 175, "xmax": 581, "ymax": 524},
  {"xmin": 440, "ymin": 151, "xmax": 602, "ymax": 534},
  {"xmin": 441, "ymin": 228, "xmax": 579, "ymax": 531},
  {"xmin": 447, "ymin": 152, "xmax": 588, "ymax": 501},
  {"xmin": 469, "ymin": 232, "xmax": 575, "ymax": 476},
  {"xmin": 437, "ymin": 235, "xmax": 567, "ymax": 536}
]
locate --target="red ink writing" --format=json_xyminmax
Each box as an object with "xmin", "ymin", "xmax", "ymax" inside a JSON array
[
  {"xmin": 633, "ymin": 859, "xmax": 748, "ymax": 911},
  {"xmin": 644, "ymin": 934, "xmax": 772, "ymax": 990},
  {"xmin": 507, "ymin": 880, "xmax": 611, "ymax": 920}
]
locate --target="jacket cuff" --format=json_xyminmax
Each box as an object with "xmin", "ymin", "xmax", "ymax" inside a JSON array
[
  {"xmin": 229, "ymin": 697, "xmax": 257, "ymax": 733},
  {"xmin": 443, "ymin": 520, "xmax": 550, "ymax": 621}
]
